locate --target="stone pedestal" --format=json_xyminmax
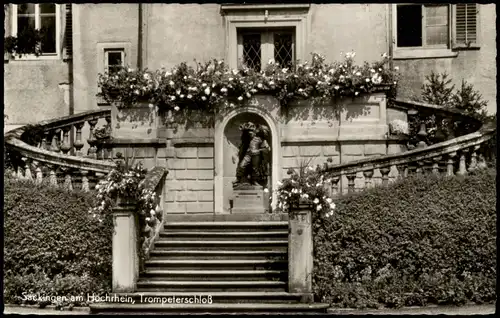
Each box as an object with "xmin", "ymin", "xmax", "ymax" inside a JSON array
[
  {"xmin": 232, "ymin": 185, "xmax": 267, "ymax": 214},
  {"xmin": 111, "ymin": 197, "xmax": 139, "ymax": 293},
  {"xmin": 288, "ymin": 205, "xmax": 313, "ymax": 302}
]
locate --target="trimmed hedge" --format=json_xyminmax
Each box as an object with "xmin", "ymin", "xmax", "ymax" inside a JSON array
[
  {"xmin": 313, "ymin": 167, "xmax": 496, "ymax": 309},
  {"xmin": 4, "ymin": 176, "xmax": 113, "ymax": 306}
]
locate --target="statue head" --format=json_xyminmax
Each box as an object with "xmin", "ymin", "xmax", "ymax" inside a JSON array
[{"xmin": 256, "ymin": 125, "xmax": 270, "ymax": 139}]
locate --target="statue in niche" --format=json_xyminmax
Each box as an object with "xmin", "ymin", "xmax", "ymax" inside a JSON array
[{"xmin": 233, "ymin": 122, "xmax": 271, "ymax": 189}]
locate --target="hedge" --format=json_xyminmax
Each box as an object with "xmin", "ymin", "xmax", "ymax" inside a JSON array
[
  {"xmin": 3, "ymin": 176, "xmax": 113, "ymax": 307},
  {"xmin": 313, "ymin": 167, "xmax": 496, "ymax": 309}
]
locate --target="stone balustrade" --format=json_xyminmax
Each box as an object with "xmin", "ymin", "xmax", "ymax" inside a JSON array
[
  {"xmin": 112, "ymin": 166, "xmax": 168, "ymax": 293},
  {"xmin": 320, "ymin": 121, "xmax": 495, "ymax": 195},
  {"xmin": 4, "ymin": 109, "xmax": 115, "ymax": 191}
]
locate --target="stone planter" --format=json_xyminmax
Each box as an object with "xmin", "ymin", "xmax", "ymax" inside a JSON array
[{"xmin": 111, "ymin": 101, "xmax": 158, "ymax": 139}]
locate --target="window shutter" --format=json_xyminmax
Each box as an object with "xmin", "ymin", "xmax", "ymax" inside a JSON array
[
  {"xmin": 454, "ymin": 3, "xmax": 479, "ymax": 48},
  {"xmin": 63, "ymin": 3, "xmax": 72, "ymax": 59}
]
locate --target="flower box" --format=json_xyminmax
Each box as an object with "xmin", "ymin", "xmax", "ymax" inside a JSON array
[{"xmin": 110, "ymin": 101, "xmax": 158, "ymax": 139}]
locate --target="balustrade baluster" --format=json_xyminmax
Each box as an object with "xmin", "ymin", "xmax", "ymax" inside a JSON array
[
  {"xmin": 81, "ymin": 170, "xmax": 90, "ymax": 192},
  {"xmin": 457, "ymin": 149, "xmax": 468, "ymax": 176},
  {"xmin": 380, "ymin": 167, "xmax": 391, "ymax": 185},
  {"xmin": 48, "ymin": 165, "xmax": 58, "ymax": 186},
  {"xmin": 87, "ymin": 119, "xmax": 98, "ymax": 158},
  {"xmin": 363, "ymin": 169, "xmax": 374, "ymax": 189},
  {"xmin": 73, "ymin": 122, "xmax": 85, "ymax": 156},
  {"xmin": 468, "ymin": 145, "xmax": 480, "ymax": 171},
  {"xmin": 446, "ymin": 152, "xmax": 456, "ymax": 176},
  {"xmin": 60, "ymin": 126, "xmax": 72, "ymax": 154},
  {"xmin": 432, "ymin": 156, "xmax": 441, "ymax": 175},
  {"xmin": 331, "ymin": 176, "xmax": 340, "ymax": 196},
  {"xmin": 33, "ymin": 160, "xmax": 43, "ymax": 184},
  {"xmin": 346, "ymin": 173, "xmax": 356, "ymax": 193},
  {"xmin": 415, "ymin": 161, "xmax": 425, "ymax": 176},
  {"xmin": 22, "ymin": 157, "xmax": 33, "ymax": 181},
  {"xmin": 17, "ymin": 166, "xmax": 25, "ymax": 179},
  {"xmin": 477, "ymin": 150, "xmax": 487, "ymax": 169},
  {"xmin": 62, "ymin": 167, "xmax": 73, "ymax": 191},
  {"xmin": 396, "ymin": 164, "xmax": 407, "ymax": 179},
  {"xmin": 50, "ymin": 129, "xmax": 61, "ymax": 153}
]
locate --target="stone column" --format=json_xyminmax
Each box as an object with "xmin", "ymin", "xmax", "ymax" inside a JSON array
[
  {"xmin": 288, "ymin": 203, "xmax": 313, "ymax": 303},
  {"xmin": 112, "ymin": 196, "xmax": 139, "ymax": 293}
]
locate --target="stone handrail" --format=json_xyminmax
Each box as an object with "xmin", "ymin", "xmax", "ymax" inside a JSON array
[
  {"xmin": 4, "ymin": 109, "xmax": 116, "ymax": 191},
  {"xmin": 139, "ymin": 166, "xmax": 168, "ymax": 264},
  {"xmin": 321, "ymin": 120, "xmax": 495, "ymax": 195}
]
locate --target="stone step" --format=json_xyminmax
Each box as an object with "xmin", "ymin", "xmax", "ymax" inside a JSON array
[
  {"xmin": 166, "ymin": 213, "xmax": 289, "ymax": 222},
  {"xmin": 148, "ymin": 249, "xmax": 287, "ymax": 260},
  {"xmin": 89, "ymin": 302, "xmax": 329, "ymax": 314},
  {"xmin": 111, "ymin": 291, "xmax": 307, "ymax": 304},
  {"xmin": 141, "ymin": 269, "xmax": 286, "ymax": 281},
  {"xmin": 144, "ymin": 259, "xmax": 287, "ymax": 270},
  {"xmin": 136, "ymin": 280, "xmax": 287, "ymax": 292},
  {"xmin": 160, "ymin": 230, "xmax": 288, "ymax": 241},
  {"xmin": 154, "ymin": 240, "xmax": 288, "ymax": 251},
  {"xmin": 164, "ymin": 221, "xmax": 288, "ymax": 232}
]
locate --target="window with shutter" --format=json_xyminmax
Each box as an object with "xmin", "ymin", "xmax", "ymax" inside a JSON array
[
  {"xmin": 453, "ymin": 3, "xmax": 479, "ymax": 48},
  {"xmin": 10, "ymin": 3, "xmax": 62, "ymax": 60}
]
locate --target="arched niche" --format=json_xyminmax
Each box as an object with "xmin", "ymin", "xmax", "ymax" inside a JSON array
[{"xmin": 214, "ymin": 105, "xmax": 281, "ymax": 214}]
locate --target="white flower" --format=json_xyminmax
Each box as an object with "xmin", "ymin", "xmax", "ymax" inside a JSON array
[
  {"xmin": 238, "ymin": 96, "xmax": 243, "ymax": 101},
  {"xmin": 370, "ymin": 69, "xmax": 376, "ymax": 73},
  {"xmin": 183, "ymin": 76, "xmax": 187, "ymax": 80},
  {"xmin": 313, "ymin": 198, "xmax": 320, "ymax": 204},
  {"xmin": 220, "ymin": 87, "xmax": 228, "ymax": 93},
  {"xmin": 202, "ymin": 83, "xmax": 207, "ymax": 87},
  {"xmin": 302, "ymin": 193, "xmax": 309, "ymax": 199},
  {"xmin": 371, "ymin": 74, "xmax": 383, "ymax": 85},
  {"xmin": 330, "ymin": 202, "xmax": 336, "ymax": 210},
  {"xmin": 246, "ymin": 92, "xmax": 251, "ymax": 98},
  {"xmin": 229, "ymin": 77, "xmax": 234, "ymax": 81},
  {"xmin": 150, "ymin": 209, "xmax": 156, "ymax": 216},
  {"xmin": 180, "ymin": 94, "xmax": 185, "ymax": 98},
  {"xmin": 174, "ymin": 106, "xmax": 180, "ymax": 111},
  {"xmin": 316, "ymin": 204, "xmax": 322, "ymax": 211},
  {"xmin": 355, "ymin": 91, "xmax": 359, "ymax": 96},
  {"xmin": 298, "ymin": 88, "xmax": 304, "ymax": 92},
  {"xmin": 176, "ymin": 89, "xmax": 181, "ymax": 95},
  {"xmin": 326, "ymin": 198, "xmax": 333, "ymax": 204},
  {"xmin": 365, "ymin": 78, "xmax": 370, "ymax": 82},
  {"xmin": 382, "ymin": 52, "xmax": 388, "ymax": 58},
  {"xmin": 268, "ymin": 59, "xmax": 275, "ymax": 65},
  {"xmin": 277, "ymin": 181, "xmax": 283, "ymax": 186},
  {"xmin": 204, "ymin": 87, "xmax": 211, "ymax": 95},
  {"xmin": 334, "ymin": 85, "xmax": 340, "ymax": 90},
  {"xmin": 356, "ymin": 71, "xmax": 362, "ymax": 76},
  {"xmin": 164, "ymin": 71, "xmax": 172, "ymax": 77},
  {"xmin": 229, "ymin": 103, "xmax": 235, "ymax": 107},
  {"xmin": 394, "ymin": 66, "xmax": 399, "ymax": 71},
  {"xmin": 257, "ymin": 83, "xmax": 263, "ymax": 89},
  {"xmin": 187, "ymin": 94, "xmax": 192, "ymax": 99},
  {"xmin": 170, "ymin": 95, "xmax": 176, "ymax": 101},
  {"xmin": 146, "ymin": 217, "xmax": 151, "ymax": 222},
  {"xmin": 282, "ymin": 68, "xmax": 289, "ymax": 73},
  {"xmin": 169, "ymin": 80, "xmax": 175, "ymax": 87},
  {"xmin": 127, "ymin": 68, "xmax": 134, "ymax": 72},
  {"xmin": 143, "ymin": 73, "xmax": 150, "ymax": 80},
  {"xmin": 263, "ymin": 188, "xmax": 269, "ymax": 193},
  {"xmin": 232, "ymin": 69, "xmax": 238, "ymax": 75}
]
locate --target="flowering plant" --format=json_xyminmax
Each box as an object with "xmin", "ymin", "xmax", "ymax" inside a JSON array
[
  {"xmin": 388, "ymin": 119, "xmax": 409, "ymax": 136},
  {"xmin": 90, "ymin": 154, "xmax": 160, "ymax": 237},
  {"xmin": 97, "ymin": 51, "xmax": 399, "ymax": 117},
  {"xmin": 274, "ymin": 163, "xmax": 336, "ymax": 219}
]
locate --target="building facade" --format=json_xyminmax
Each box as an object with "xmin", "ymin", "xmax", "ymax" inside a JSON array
[{"xmin": 4, "ymin": 3, "xmax": 496, "ymax": 127}]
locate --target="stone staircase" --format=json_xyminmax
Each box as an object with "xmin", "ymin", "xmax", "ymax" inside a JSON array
[{"xmin": 90, "ymin": 219, "xmax": 329, "ymax": 314}]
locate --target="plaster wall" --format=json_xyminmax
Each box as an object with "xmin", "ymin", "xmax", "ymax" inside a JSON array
[{"xmin": 394, "ymin": 4, "xmax": 496, "ymax": 115}]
